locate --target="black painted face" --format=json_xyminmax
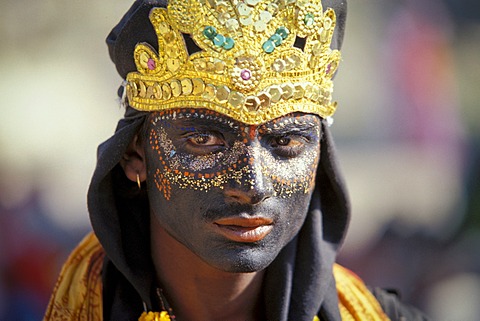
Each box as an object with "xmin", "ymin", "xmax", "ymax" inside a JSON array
[{"xmin": 145, "ymin": 108, "xmax": 321, "ymax": 272}]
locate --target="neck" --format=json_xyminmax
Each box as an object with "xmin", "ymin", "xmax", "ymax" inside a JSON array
[{"xmin": 150, "ymin": 216, "xmax": 266, "ymax": 321}]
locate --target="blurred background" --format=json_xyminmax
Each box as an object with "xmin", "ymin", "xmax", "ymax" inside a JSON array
[{"xmin": 0, "ymin": 0, "xmax": 479, "ymax": 320}]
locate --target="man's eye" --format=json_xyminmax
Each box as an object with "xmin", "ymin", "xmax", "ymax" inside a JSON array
[
  {"xmin": 186, "ymin": 132, "xmax": 225, "ymax": 149},
  {"xmin": 275, "ymin": 137, "xmax": 293, "ymax": 146},
  {"xmin": 189, "ymin": 134, "xmax": 216, "ymax": 145},
  {"xmin": 270, "ymin": 136, "xmax": 306, "ymax": 158},
  {"xmin": 272, "ymin": 136, "xmax": 303, "ymax": 148}
]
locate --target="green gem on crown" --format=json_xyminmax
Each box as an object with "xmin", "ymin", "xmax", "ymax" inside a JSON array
[
  {"xmin": 262, "ymin": 26, "xmax": 289, "ymax": 54},
  {"xmin": 222, "ymin": 37, "xmax": 235, "ymax": 50},
  {"xmin": 275, "ymin": 26, "xmax": 289, "ymax": 39},
  {"xmin": 269, "ymin": 34, "xmax": 283, "ymax": 46},
  {"xmin": 262, "ymin": 40, "xmax": 275, "ymax": 53},
  {"xmin": 213, "ymin": 34, "xmax": 226, "ymax": 47},
  {"xmin": 203, "ymin": 26, "xmax": 217, "ymax": 40},
  {"xmin": 304, "ymin": 13, "xmax": 315, "ymax": 26},
  {"xmin": 203, "ymin": 26, "xmax": 234, "ymax": 50}
]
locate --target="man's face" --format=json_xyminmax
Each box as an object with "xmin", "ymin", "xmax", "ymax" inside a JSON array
[{"xmin": 145, "ymin": 108, "xmax": 321, "ymax": 272}]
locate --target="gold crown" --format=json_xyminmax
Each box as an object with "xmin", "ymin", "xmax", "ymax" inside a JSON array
[{"xmin": 125, "ymin": 0, "xmax": 341, "ymax": 125}]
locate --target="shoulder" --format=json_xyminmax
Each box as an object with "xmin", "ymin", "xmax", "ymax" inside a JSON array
[
  {"xmin": 333, "ymin": 264, "xmax": 431, "ymax": 321},
  {"xmin": 333, "ymin": 264, "xmax": 390, "ymax": 320},
  {"xmin": 43, "ymin": 233, "xmax": 105, "ymax": 321},
  {"xmin": 370, "ymin": 287, "xmax": 432, "ymax": 321}
]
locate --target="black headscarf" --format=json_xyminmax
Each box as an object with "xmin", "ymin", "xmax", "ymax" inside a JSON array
[{"xmin": 88, "ymin": 1, "xmax": 350, "ymax": 320}]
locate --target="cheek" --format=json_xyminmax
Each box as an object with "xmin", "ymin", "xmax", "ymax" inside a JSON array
[
  {"xmin": 148, "ymin": 185, "xmax": 211, "ymax": 249},
  {"xmin": 148, "ymin": 126, "xmax": 174, "ymax": 200},
  {"xmin": 261, "ymin": 146, "xmax": 320, "ymax": 198},
  {"xmin": 267, "ymin": 193, "xmax": 312, "ymax": 252}
]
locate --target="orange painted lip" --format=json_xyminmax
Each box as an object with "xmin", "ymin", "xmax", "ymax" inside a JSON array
[{"xmin": 214, "ymin": 217, "xmax": 273, "ymax": 243}]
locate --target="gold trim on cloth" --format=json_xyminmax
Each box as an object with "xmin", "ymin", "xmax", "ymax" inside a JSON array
[
  {"xmin": 334, "ymin": 264, "xmax": 392, "ymax": 321},
  {"xmin": 43, "ymin": 233, "xmax": 104, "ymax": 321},
  {"xmin": 43, "ymin": 233, "xmax": 390, "ymax": 320}
]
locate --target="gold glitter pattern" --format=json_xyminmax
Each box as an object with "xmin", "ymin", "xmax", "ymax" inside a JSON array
[
  {"xmin": 334, "ymin": 265, "xmax": 392, "ymax": 321},
  {"xmin": 43, "ymin": 233, "xmax": 104, "ymax": 321},
  {"xmin": 126, "ymin": 0, "xmax": 341, "ymax": 125}
]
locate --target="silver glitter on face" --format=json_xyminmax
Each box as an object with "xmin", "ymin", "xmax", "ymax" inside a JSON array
[
  {"xmin": 260, "ymin": 147, "xmax": 319, "ymax": 197},
  {"xmin": 147, "ymin": 110, "xmax": 321, "ymax": 198},
  {"xmin": 183, "ymin": 140, "xmax": 247, "ymax": 171},
  {"xmin": 257, "ymin": 117, "xmax": 321, "ymax": 197},
  {"xmin": 149, "ymin": 111, "xmax": 254, "ymax": 192}
]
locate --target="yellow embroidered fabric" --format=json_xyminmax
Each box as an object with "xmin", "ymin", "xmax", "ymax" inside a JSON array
[
  {"xmin": 43, "ymin": 233, "xmax": 390, "ymax": 321},
  {"xmin": 334, "ymin": 264, "xmax": 391, "ymax": 321},
  {"xmin": 138, "ymin": 311, "xmax": 171, "ymax": 321},
  {"xmin": 126, "ymin": 0, "xmax": 341, "ymax": 125},
  {"xmin": 43, "ymin": 233, "xmax": 104, "ymax": 321}
]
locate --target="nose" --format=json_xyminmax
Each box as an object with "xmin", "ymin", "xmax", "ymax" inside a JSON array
[
  {"xmin": 224, "ymin": 147, "xmax": 274, "ymax": 205},
  {"xmin": 224, "ymin": 177, "xmax": 273, "ymax": 205}
]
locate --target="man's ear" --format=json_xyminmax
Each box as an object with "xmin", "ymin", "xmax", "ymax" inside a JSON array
[{"xmin": 120, "ymin": 134, "xmax": 147, "ymax": 184}]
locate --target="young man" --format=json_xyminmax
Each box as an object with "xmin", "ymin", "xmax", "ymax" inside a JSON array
[{"xmin": 44, "ymin": 0, "xmax": 430, "ymax": 320}]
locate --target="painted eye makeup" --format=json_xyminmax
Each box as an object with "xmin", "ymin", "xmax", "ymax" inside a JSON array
[
  {"xmin": 269, "ymin": 135, "xmax": 309, "ymax": 158},
  {"xmin": 148, "ymin": 110, "xmax": 322, "ymax": 198},
  {"xmin": 182, "ymin": 131, "xmax": 227, "ymax": 155}
]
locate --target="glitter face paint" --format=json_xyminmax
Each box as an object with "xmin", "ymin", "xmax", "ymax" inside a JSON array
[
  {"xmin": 145, "ymin": 108, "xmax": 322, "ymax": 272},
  {"xmin": 148, "ymin": 109, "xmax": 320, "ymax": 198}
]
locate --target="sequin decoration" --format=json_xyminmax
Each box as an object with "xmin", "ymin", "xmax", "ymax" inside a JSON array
[
  {"xmin": 297, "ymin": 2, "xmax": 321, "ymax": 37},
  {"xmin": 203, "ymin": 26, "xmax": 235, "ymax": 50},
  {"xmin": 126, "ymin": 1, "xmax": 342, "ymax": 125},
  {"xmin": 231, "ymin": 57, "xmax": 262, "ymax": 92}
]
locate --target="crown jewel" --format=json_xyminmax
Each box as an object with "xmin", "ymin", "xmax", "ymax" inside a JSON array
[{"xmin": 126, "ymin": 0, "xmax": 341, "ymax": 125}]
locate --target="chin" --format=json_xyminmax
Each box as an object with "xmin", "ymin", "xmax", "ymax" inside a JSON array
[{"xmin": 202, "ymin": 246, "xmax": 280, "ymax": 273}]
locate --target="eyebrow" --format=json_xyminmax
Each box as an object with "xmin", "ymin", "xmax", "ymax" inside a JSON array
[
  {"xmin": 172, "ymin": 117, "xmax": 239, "ymax": 133},
  {"xmin": 263, "ymin": 120, "xmax": 319, "ymax": 135}
]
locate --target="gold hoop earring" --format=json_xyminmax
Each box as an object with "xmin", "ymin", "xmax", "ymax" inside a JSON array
[{"xmin": 136, "ymin": 173, "xmax": 141, "ymax": 189}]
